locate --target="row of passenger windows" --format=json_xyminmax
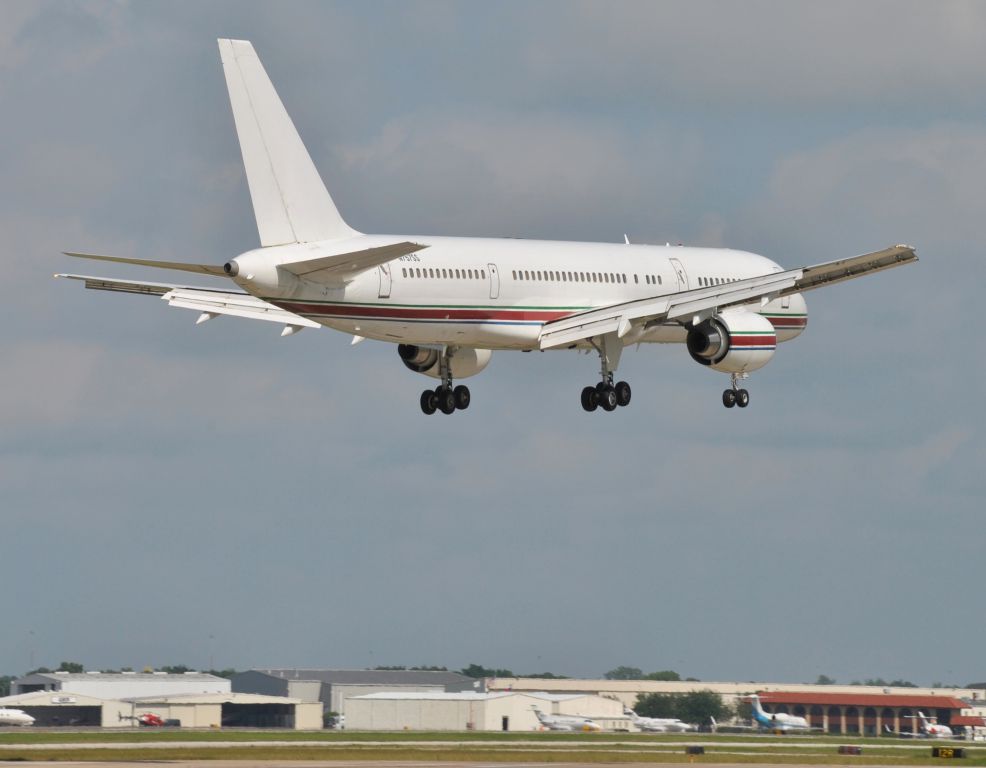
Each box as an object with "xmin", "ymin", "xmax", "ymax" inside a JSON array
[
  {"xmin": 511, "ymin": 269, "xmax": 662, "ymax": 286},
  {"xmin": 402, "ymin": 266, "xmax": 486, "ymax": 280},
  {"xmin": 700, "ymin": 276, "xmax": 740, "ymax": 286}
]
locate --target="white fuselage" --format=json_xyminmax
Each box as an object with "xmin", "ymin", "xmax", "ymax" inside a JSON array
[
  {"xmin": 0, "ymin": 708, "xmax": 35, "ymax": 726},
  {"xmin": 532, "ymin": 708, "xmax": 602, "ymax": 731},
  {"xmin": 919, "ymin": 713, "xmax": 954, "ymax": 738},
  {"xmin": 750, "ymin": 696, "xmax": 810, "ymax": 732},
  {"xmin": 631, "ymin": 714, "xmax": 694, "ymax": 733},
  {"xmin": 230, "ymin": 235, "xmax": 808, "ymax": 351}
]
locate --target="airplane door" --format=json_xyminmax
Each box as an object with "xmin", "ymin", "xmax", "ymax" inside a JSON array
[
  {"xmin": 378, "ymin": 263, "xmax": 392, "ymax": 298},
  {"xmin": 488, "ymin": 263, "xmax": 500, "ymax": 299},
  {"xmin": 669, "ymin": 257, "xmax": 689, "ymax": 291}
]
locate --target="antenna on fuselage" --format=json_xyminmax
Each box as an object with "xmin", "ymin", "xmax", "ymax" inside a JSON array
[{"xmin": 624, "ymin": 234, "xmax": 630, "ymax": 245}]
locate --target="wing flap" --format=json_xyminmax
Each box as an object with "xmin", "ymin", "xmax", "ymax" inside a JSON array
[
  {"xmin": 279, "ymin": 240, "xmax": 428, "ymax": 283},
  {"xmin": 55, "ymin": 273, "xmax": 319, "ymax": 330}
]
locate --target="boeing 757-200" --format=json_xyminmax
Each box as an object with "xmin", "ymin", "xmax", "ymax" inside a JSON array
[{"xmin": 58, "ymin": 40, "xmax": 917, "ymax": 415}]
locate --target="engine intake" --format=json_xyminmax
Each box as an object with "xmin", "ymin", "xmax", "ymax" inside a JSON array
[
  {"xmin": 686, "ymin": 310, "xmax": 777, "ymax": 373},
  {"xmin": 398, "ymin": 345, "xmax": 493, "ymax": 380}
]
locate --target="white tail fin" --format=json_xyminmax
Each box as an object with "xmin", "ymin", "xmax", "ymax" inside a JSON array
[{"xmin": 218, "ymin": 39, "xmax": 358, "ymax": 247}]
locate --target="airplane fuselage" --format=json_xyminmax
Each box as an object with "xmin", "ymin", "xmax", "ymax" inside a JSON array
[{"xmin": 230, "ymin": 235, "xmax": 808, "ymax": 351}]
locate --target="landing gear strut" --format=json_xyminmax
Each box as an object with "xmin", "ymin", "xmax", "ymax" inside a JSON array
[
  {"xmin": 419, "ymin": 348, "xmax": 471, "ymax": 416},
  {"xmin": 722, "ymin": 373, "xmax": 750, "ymax": 409},
  {"xmin": 581, "ymin": 334, "xmax": 631, "ymax": 413}
]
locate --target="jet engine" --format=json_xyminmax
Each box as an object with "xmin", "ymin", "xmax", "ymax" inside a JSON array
[
  {"xmin": 398, "ymin": 345, "xmax": 493, "ymax": 379},
  {"xmin": 686, "ymin": 309, "xmax": 776, "ymax": 373}
]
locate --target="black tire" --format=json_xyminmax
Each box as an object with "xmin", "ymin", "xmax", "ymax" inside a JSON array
[
  {"xmin": 722, "ymin": 389, "xmax": 737, "ymax": 408},
  {"xmin": 736, "ymin": 388, "xmax": 750, "ymax": 408},
  {"xmin": 581, "ymin": 386, "xmax": 598, "ymax": 412},
  {"xmin": 453, "ymin": 384, "xmax": 471, "ymax": 410},
  {"xmin": 600, "ymin": 386, "xmax": 618, "ymax": 411},
  {"xmin": 615, "ymin": 380, "xmax": 631, "ymax": 407},
  {"xmin": 420, "ymin": 389, "xmax": 437, "ymax": 415},
  {"xmin": 438, "ymin": 387, "xmax": 456, "ymax": 414}
]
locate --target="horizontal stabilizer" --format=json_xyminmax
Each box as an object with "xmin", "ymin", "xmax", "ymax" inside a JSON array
[
  {"xmin": 279, "ymin": 240, "xmax": 428, "ymax": 283},
  {"xmin": 63, "ymin": 252, "xmax": 227, "ymax": 277}
]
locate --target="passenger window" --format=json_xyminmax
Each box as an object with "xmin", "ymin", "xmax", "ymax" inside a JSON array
[
  {"xmin": 634, "ymin": 274, "xmax": 638, "ymax": 284},
  {"xmin": 402, "ymin": 268, "xmax": 407, "ymax": 277},
  {"xmin": 481, "ymin": 269, "xmax": 486, "ymax": 279},
  {"xmin": 658, "ymin": 275, "xmax": 662, "ymax": 285}
]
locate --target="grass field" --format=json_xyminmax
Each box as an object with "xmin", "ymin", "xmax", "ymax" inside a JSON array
[{"xmin": 0, "ymin": 730, "xmax": 984, "ymax": 765}]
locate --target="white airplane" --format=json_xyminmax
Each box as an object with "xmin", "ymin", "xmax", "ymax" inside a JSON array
[
  {"xmin": 57, "ymin": 39, "xmax": 918, "ymax": 415},
  {"xmin": 531, "ymin": 705, "xmax": 602, "ymax": 732},
  {"xmin": 0, "ymin": 707, "xmax": 35, "ymax": 726},
  {"xmin": 749, "ymin": 694, "xmax": 811, "ymax": 733},
  {"xmin": 915, "ymin": 712, "xmax": 954, "ymax": 739},
  {"xmin": 625, "ymin": 707, "xmax": 695, "ymax": 732}
]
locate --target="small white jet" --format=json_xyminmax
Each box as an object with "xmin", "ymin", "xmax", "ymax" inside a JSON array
[
  {"xmin": 58, "ymin": 40, "xmax": 918, "ymax": 415},
  {"xmin": 531, "ymin": 705, "xmax": 602, "ymax": 732},
  {"xmin": 624, "ymin": 708, "xmax": 695, "ymax": 732},
  {"xmin": 915, "ymin": 712, "xmax": 954, "ymax": 739},
  {"xmin": 749, "ymin": 694, "xmax": 811, "ymax": 733},
  {"xmin": 0, "ymin": 707, "xmax": 35, "ymax": 726}
]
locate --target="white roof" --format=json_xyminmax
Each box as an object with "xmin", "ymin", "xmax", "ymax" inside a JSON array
[
  {"xmin": 349, "ymin": 691, "xmax": 586, "ymax": 702},
  {"xmin": 124, "ymin": 692, "xmax": 301, "ymax": 705},
  {"xmin": 0, "ymin": 690, "xmax": 108, "ymax": 706}
]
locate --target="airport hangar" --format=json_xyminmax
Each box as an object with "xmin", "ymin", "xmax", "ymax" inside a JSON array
[
  {"xmin": 3, "ymin": 671, "xmax": 320, "ymax": 728},
  {"xmin": 231, "ymin": 668, "xmax": 478, "ymax": 714}
]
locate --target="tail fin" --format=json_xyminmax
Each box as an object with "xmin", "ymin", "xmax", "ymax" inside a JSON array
[{"xmin": 218, "ymin": 39, "xmax": 358, "ymax": 247}]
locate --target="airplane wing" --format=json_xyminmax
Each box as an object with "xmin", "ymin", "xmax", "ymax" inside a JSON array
[
  {"xmin": 63, "ymin": 251, "xmax": 227, "ymax": 276},
  {"xmin": 55, "ymin": 274, "xmax": 320, "ymax": 334},
  {"xmin": 539, "ymin": 244, "xmax": 916, "ymax": 349}
]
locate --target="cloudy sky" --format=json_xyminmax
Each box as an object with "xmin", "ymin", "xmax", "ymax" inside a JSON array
[{"xmin": 2, "ymin": 1, "xmax": 983, "ymax": 686}]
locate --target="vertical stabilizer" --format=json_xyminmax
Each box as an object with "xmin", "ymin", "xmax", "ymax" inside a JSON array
[{"xmin": 218, "ymin": 39, "xmax": 358, "ymax": 246}]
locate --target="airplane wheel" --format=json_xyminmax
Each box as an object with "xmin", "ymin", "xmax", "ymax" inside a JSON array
[
  {"xmin": 581, "ymin": 386, "xmax": 598, "ymax": 412},
  {"xmin": 736, "ymin": 389, "xmax": 750, "ymax": 408},
  {"xmin": 437, "ymin": 387, "xmax": 456, "ymax": 414},
  {"xmin": 615, "ymin": 380, "xmax": 631, "ymax": 407},
  {"xmin": 453, "ymin": 384, "xmax": 471, "ymax": 410},
  {"xmin": 722, "ymin": 389, "xmax": 737, "ymax": 408},
  {"xmin": 600, "ymin": 386, "xmax": 618, "ymax": 411},
  {"xmin": 420, "ymin": 389, "xmax": 437, "ymax": 415}
]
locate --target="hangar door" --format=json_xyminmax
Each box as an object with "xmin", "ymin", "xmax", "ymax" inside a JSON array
[
  {"xmin": 222, "ymin": 702, "xmax": 295, "ymax": 728},
  {"xmin": 24, "ymin": 705, "xmax": 101, "ymax": 727}
]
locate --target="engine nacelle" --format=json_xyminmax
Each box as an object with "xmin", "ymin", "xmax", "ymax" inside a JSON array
[
  {"xmin": 398, "ymin": 345, "xmax": 493, "ymax": 380},
  {"xmin": 686, "ymin": 310, "xmax": 776, "ymax": 373}
]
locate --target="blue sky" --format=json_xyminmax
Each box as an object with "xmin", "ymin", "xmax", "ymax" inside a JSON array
[{"xmin": 1, "ymin": 1, "xmax": 983, "ymax": 686}]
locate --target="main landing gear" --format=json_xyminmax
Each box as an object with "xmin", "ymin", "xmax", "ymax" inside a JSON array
[
  {"xmin": 722, "ymin": 373, "xmax": 750, "ymax": 409},
  {"xmin": 580, "ymin": 333, "xmax": 630, "ymax": 413},
  {"xmin": 419, "ymin": 349, "xmax": 470, "ymax": 415}
]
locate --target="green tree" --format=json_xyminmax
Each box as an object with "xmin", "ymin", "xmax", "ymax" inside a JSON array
[
  {"xmin": 57, "ymin": 661, "xmax": 84, "ymax": 673},
  {"xmin": 159, "ymin": 665, "xmax": 191, "ymax": 674},
  {"xmin": 634, "ymin": 692, "xmax": 678, "ymax": 718},
  {"xmin": 675, "ymin": 690, "xmax": 729, "ymax": 725},
  {"xmin": 605, "ymin": 666, "xmax": 644, "ymax": 680},
  {"xmin": 815, "ymin": 674, "xmax": 836, "ymax": 685},
  {"xmin": 644, "ymin": 670, "xmax": 681, "ymax": 681},
  {"xmin": 459, "ymin": 663, "xmax": 514, "ymax": 678},
  {"xmin": 0, "ymin": 676, "xmax": 14, "ymax": 697},
  {"xmin": 206, "ymin": 668, "xmax": 237, "ymax": 679},
  {"xmin": 524, "ymin": 672, "xmax": 568, "ymax": 679}
]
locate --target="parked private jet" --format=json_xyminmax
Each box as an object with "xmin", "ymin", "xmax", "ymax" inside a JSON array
[
  {"xmin": 625, "ymin": 708, "xmax": 695, "ymax": 732},
  {"xmin": 914, "ymin": 712, "xmax": 955, "ymax": 739},
  {"xmin": 531, "ymin": 706, "xmax": 602, "ymax": 732},
  {"xmin": 0, "ymin": 707, "xmax": 35, "ymax": 726},
  {"xmin": 57, "ymin": 40, "xmax": 917, "ymax": 415},
  {"xmin": 749, "ymin": 694, "xmax": 812, "ymax": 733}
]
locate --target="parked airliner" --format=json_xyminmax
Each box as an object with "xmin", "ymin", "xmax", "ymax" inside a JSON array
[
  {"xmin": 531, "ymin": 705, "xmax": 602, "ymax": 732},
  {"xmin": 57, "ymin": 40, "xmax": 917, "ymax": 415},
  {"xmin": 0, "ymin": 707, "xmax": 35, "ymax": 726},
  {"xmin": 749, "ymin": 694, "xmax": 811, "ymax": 733}
]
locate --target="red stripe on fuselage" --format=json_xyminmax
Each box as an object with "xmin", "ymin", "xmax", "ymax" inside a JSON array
[
  {"xmin": 730, "ymin": 334, "xmax": 777, "ymax": 347},
  {"xmin": 766, "ymin": 316, "xmax": 807, "ymax": 328}
]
